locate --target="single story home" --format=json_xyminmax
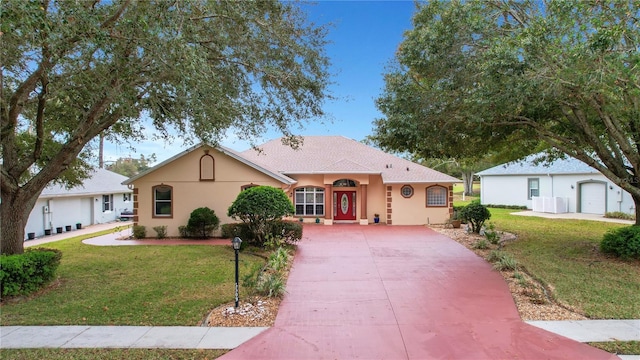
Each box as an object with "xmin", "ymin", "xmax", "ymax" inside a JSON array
[
  {"xmin": 123, "ymin": 136, "xmax": 460, "ymax": 237},
  {"xmin": 476, "ymin": 154, "xmax": 635, "ymax": 215},
  {"xmin": 25, "ymin": 168, "xmax": 133, "ymax": 239}
]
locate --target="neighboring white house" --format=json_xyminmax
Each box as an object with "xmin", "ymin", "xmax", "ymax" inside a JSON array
[
  {"xmin": 476, "ymin": 154, "xmax": 635, "ymax": 215},
  {"xmin": 24, "ymin": 168, "xmax": 133, "ymax": 239}
]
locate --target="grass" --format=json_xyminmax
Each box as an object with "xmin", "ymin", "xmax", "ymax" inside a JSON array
[
  {"xmin": 481, "ymin": 208, "xmax": 640, "ymax": 319},
  {"xmin": 589, "ymin": 341, "xmax": 640, "ymax": 355},
  {"xmin": 1, "ymin": 230, "xmax": 267, "ymax": 326},
  {"xmin": 1, "ymin": 349, "xmax": 228, "ymax": 360}
]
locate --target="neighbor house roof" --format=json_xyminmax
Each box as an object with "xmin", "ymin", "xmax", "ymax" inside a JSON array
[
  {"xmin": 477, "ymin": 153, "xmax": 600, "ymax": 176},
  {"xmin": 123, "ymin": 143, "xmax": 296, "ymax": 185},
  {"xmin": 241, "ymin": 136, "xmax": 460, "ymax": 184},
  {"xmin": 41, "ymin": 168, "xmax": 131, "ymax": 198}
]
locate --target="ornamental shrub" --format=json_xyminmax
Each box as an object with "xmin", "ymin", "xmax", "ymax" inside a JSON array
[
  {"xmin": 0, "ymin": 248, "xmax": 62, "ymax": 296},
  {"xmin": 269, "ymin": 220, "xmax": 303, "ymax": 245},
  {"xmin": 187, "ymin": 207, "xmax": 220, "ymax": 238},
  {"xmin": 227, "ymin": 186, "xmax": 295, "ymax": 246},
  {"xmin": 600, "ymin": 226, "xmax": 640, "ymax": 260},
  {"xmin": 459, "ymin": 200, "xmax": 491, "ymax": 234},
  {"xmin": 132, "ymin": 225, "xmax": 147, "ymax": 239}
]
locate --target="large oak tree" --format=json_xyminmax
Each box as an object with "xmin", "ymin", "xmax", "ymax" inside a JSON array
[
  {"xmin": 1, "ymin": 0, "xmax": 332, "ymax": 254},
  {"xmin": 372, "ymin": 1, "xmax": 639, "ymax": 224}
]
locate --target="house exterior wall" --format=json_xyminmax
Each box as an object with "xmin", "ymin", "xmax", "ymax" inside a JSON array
[
  {"xmin": 480, "ymin": 174, "xmax": 635, "ymax": 215},
  {"xmin": 387, "ymin": 184, "xmax": 452, "ymax": 225},
  {"xmin": 132, "ymin": 147, "xmax": 285, "ymax": 237},
  {"xmin": 24, "ymin": 192, "xmax": 131, "ymax": 239}
]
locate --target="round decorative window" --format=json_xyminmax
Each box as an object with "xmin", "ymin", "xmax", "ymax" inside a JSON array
[{"xmin": 401, "ymin": 185, "xmax": 414, "ymax": 198}]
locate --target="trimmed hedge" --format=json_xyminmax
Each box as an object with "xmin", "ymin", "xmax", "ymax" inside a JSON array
[
  {"xmin": 601, "ymin": 226, "xmax": 640, "ymax": 260},
  {"xmin": 459, "ymin": 200, "xmax": 491, "ymax": 234},
  {"xmin": 0, "ymin": 247, "xmax": 63, "ymax": 297},
  {"xmin": 221, "ymin": 220, "xmax": 303, "ymax": 247}
]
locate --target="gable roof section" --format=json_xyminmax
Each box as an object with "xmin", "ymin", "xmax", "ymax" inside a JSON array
[
  {"xmin": 41, "ymin": 168, "xmax": 131, "ymax": 198},
  {"xmin": 241, "ymin": 136, "xmax": 460, "ymax": 184},
  {"xmin": 122, "ymin": 143, "xmax": 296, "ymax": 185},
  {"xmin": 477, "ymin": 153, "xmax": 600, "ymax": 176}
]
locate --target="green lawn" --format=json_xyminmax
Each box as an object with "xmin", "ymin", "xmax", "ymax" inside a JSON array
[
  {"xmin": 1, "ymin": 349, "xmax": 228, "ymax": 360},
  {"xmin": 1, "ymin": 231, "xmax": 267, "ymax": 326},
  {"xmin": 483, "ymin": 208, "xmax": 640, "ymax": 319}
]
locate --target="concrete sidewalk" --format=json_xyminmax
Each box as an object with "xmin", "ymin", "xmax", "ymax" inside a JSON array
[
  {"xmin": 0, "ymin": 326, "xmax": 267, "ymax": 349},
  {"xmin": 2, "ymin": 321, "xmax": 638, "ymax": 352},
  {"xmin": 24, "ymin": 222, "xmax": 131, "ymax": 248}
]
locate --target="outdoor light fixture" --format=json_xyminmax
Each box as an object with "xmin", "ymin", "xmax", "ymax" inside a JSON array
[{"xmin": 231, "ymin": 237, "xmax": 242, "ymax": 308}]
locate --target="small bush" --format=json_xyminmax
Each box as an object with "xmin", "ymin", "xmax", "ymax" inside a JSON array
[
  {"xmin": 153, "ymin": 226, "xmax": 167, "ymax": 239},
  {"xmin": 473, "ymin": 239, "xmax": 489, "ymax": 249},
  {"xmin": 0, "ymin": 248, "xmax": 62, "ymax": 296},
  {"xmin": 483, "ymin": 204, "xmax": 528, "ymax": 210},
  {"xmin": 221, "ymin": 223, "xmax": 254, "ymax": 244},
  {"xmin": 178, "ymin": 225, "xmax": 189, "ymax": 238},
  {"xmin": 600, "ymin": 226, "xmax": 640, "ymax": 259},
  {"xmin": 484, "ymin": 223, "xmax": 501, "ymax": 245},
  {"xmin": 256, "ymin": 272, "xmax": 286, "ymax": 298},
  {"xmin": 268, "ymin": 247, "xmax": 290, "ymax": 272},
  {"xmin": 242, "ymin": 246, "xmax": 291, "ymax": 298},
  {"xmin": 187, "ymin": 207, "xmax": 220, "ymax": 238},
  {"xmin": 269, "ymin": 220, "xmax": 303, "ymax": 246},
  {"xmin": 604, "ymin": 212, "xmax": 635, "ymax": 221},
  {"xmin": 459, "ymin": 200, "xmax": 491, "ymax": 234},
  {"xmin": 132, "ymin": 225, "xmax": 146, "ymax": 239},
  {"xmin": 487, "ymin": 250, "xmax": 518, "ymax": 271}
]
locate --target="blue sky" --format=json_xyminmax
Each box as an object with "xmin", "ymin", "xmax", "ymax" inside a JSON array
[{"xmin": 103, "ymin": 1, "xmax": 418, "ymax": 164}]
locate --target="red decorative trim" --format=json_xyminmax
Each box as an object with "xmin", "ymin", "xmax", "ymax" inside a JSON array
[{"xmin": 199, "ymin": 154, "xmax": 215, "ymax": 181}]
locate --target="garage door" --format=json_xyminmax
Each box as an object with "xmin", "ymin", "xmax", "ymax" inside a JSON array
[{"xmin": 580, "ymin": 182, "xmax": 606, "ymax": 214}]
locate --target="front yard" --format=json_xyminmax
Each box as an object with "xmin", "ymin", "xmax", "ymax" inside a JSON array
[{"xmin": 1, "ymin": 233, "xmax": 267, "ymax": 326}]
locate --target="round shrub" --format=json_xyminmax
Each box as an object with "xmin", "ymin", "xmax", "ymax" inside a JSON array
[
  {"xmin": 227, "ymin": 186, "xmax": 295, "ymax": 246},
  {"xmin": 459, "ymin": 200, "xmax": 491, "ymax": 234},
  {"xmin": 600, "ymin": 226, "xmax": 640, "ymax": 260},
  {"xmin": 187, "ymin": 207, "xmax": 220, "ymax": 238}
]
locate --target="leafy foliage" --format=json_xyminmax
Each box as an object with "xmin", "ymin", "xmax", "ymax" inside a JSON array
[
  {"xmin": 242, "ymin": 246, "xmax": 290, "ymax": 298},
  {"xmin": 187, "ymin": 207, "xmax": 220, "ymax": 239},
  {"xmin": 373, "ymin": 0, "xmax": 640, "ymax": 225},
  {"xmin": 152, "ymin": 226, "xmax": 168, "ymax": 239},
  {"xmin": 227, "ymin": 186, "xmax": 295, "ymax": 246},
  {"xmin": 1, "ymin": 0, "xmax": 332, "ymax": 254},
  {"xmin": 106, "ymin": 154, "xmax": 156, "ymax": 177},
  {"xmin": 459, "ymin": 201, "xmax": 491, "ymax": 234},
  {"xmin": 0, "ymin": 248, "xmax": 62, "ymax": 296},
  {"xmin": 601, "ymin": 226, "xmax": 640, "ymax": 260},
  {"xmin": 132, "ymin": 225, "xmax": 146, "ymax": 239}
]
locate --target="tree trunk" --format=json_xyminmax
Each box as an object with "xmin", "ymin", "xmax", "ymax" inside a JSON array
[
  {"xmin": 461, "ymin": 171, "xmax": 475, "ymax": 196},
  {"xmin": 0, "ymin": 188, "xmax": 40, "ymax": 255},
  {"xmin": 633, "ymin": 193, "xmax": 640, "ymax": 227}
]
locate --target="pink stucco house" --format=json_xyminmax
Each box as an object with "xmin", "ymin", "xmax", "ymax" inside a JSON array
[{"xmin": 123, "ymin": 136, "xmax": 460, "ymax": 236}]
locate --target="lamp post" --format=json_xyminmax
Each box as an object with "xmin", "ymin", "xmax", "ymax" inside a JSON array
[{"xmin": 231, "ymin": 236, "xmax": 242, "ymax": 308}]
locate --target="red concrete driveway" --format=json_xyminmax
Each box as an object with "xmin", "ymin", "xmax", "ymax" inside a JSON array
[{"xmin": 221, "ymin": 225, "xmax": 616, "ymax": 360}]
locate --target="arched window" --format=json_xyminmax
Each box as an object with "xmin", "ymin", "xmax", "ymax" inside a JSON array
[
  {"xmin": 426, "ymin": 185, "xmax": 447, "ymax": 207},
  {"xmin": 333, "ymin": 179, "xmax": 356, "ymax": 187},
  {"xmin": 200, "ymin": 154, "xmax": 215, "ymax": 181},
  {"xmin": 294, "ymin": 187, "xmax": 324, "ymax": 216},
  {"xmin": 153, "ymin": 185, "xmax": 173, "ymax": 218}
]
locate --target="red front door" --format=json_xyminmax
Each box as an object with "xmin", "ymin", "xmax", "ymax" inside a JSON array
[{"xmin": 334, "ymin": 191, "xmax": 356, "ymax": 220}]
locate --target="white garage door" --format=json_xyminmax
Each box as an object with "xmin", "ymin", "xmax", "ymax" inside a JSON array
[{"xmin": 580, "ymin": 182, "xmax": 606, "ymax": 214}]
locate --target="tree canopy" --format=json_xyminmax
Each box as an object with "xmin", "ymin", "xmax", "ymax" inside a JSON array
[
  {"xmin": 106, "ymin": 154, "xmax": 156, "ymax": 178},
  {"xmin": 0, "ymin": 0, "xmax": 332, "ymax": 254},
  {"xmin": 371, "ymin": 0, "xmax": 640, "ymax": 223}
]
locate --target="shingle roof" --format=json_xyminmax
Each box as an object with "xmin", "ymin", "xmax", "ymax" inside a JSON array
[
  {"xmin": 123, "ymin": 143, "xmax": 296, "ymax": 185},
  {"xmin": 242, "ymin": 136, "xmax": 460, "ymax": 184},
  {"xmin": 41, "ymin": 168, "xmax": 131, "ymax": 198},
  {"xmin": 476, "ymin": 153, "xmax": 600, "ymax": 176}
]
